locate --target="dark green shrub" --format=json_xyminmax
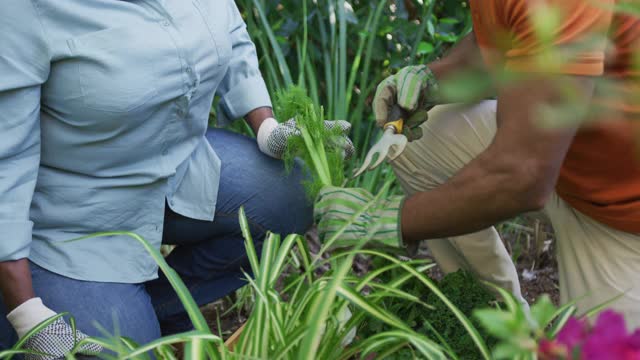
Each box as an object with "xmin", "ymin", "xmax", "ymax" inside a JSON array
[{"xmin": 358, "ymin": 265, "xmax": 497, "ymax": 359}]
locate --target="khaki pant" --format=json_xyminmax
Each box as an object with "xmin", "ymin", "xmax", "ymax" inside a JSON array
[{"xmin": 391, "ymin": 101, "xmax": 640, "ymax": 330}]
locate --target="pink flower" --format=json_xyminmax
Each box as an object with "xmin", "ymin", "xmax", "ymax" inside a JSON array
[
  {"xmin": 623, "ymin": 330, "xmax": 640, "ymax": 360},
  {"xmin": 540, "ymin": 310, "xmax": 640, "ymax": 360},
  {"xmin": 582, "ymin": 311, "xmax": 640, "ymax": 360},
  {"xmin": 539, "ymin": 339, "xmax": 570, "ymax": 360},
  {"xmin": 557, "ymin": 318, "xmax": 590, "ymax": 350},
  {"xmin": 629, "ymin": 330, "xmax": 640, "ymax": 348}
]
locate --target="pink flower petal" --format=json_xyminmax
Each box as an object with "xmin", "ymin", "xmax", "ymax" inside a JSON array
[
  {"xmin": 583, "ymin": 311, "xmax": 630, "ymax": 360},
  {"xmin": 539, "ymin": 339, "xmax": 569, "ymax": 360},
  {"xmin": 591, "ymin": 310, "xmax": 628, "ymax": 339},
  {"xmin": 623, "ymin": 330, "xmax": 640, "ymax": 360},
  {"xmin": 557, "ymin": 317, "xmax": 590, "ymax": 350},
  {"xmin": 629, "ymin": 330, "xmax": 640, "ymax": 348}
]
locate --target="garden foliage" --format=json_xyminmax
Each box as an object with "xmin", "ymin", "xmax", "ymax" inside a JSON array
[
  {"xmin": 230, "ymin": 0, "xmax": 472, "ymax": 193},
  {"xmin": 274, "ymin": 86, "xmax": 346, "ymax": 198},
  {"xmin": 4, "ymin": 1, "xmax": 640, "ymax": 359},
  {"xmin": 359, "ymin": 265, "xmax": 497, "ymax": 360}
]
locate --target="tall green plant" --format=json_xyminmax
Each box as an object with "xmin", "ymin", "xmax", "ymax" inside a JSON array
[
  {"xmin": 236, "ymin": 0, "xmax": 472, "ymax": 193},
  {"xmin": 11, "ymin": 201, "xmax": 493, "ymax": 359},
  {"xmin": 275, "ymin": 86, "xmax": 346, "ymax": 198}
]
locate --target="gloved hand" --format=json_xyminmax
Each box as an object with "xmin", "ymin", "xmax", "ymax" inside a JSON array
[
  {"xmin": 256, "ymin": 118, "xmax": 355, "ymax": 160},
  {"xmin": 314, "ymin": 187, "xmax": 418, "ymax": 256},
  {"xmin": 7, "ymin": 298, "xmax": 103, "ymax": 360},
  {"xmin": 373, "ymin": 65, "xmax": 439, "ymax": 141}
]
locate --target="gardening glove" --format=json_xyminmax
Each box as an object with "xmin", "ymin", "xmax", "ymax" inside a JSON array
[
  {"xmin": 257, "ymin": 117, "xmax": 355, "ymax": 160},
  {"xmin": 314, "ymin": 187, "xmax": 419, "ymax": 256},
  {"xmin": 373, "ymin": 65, "xmax": 439, "ymax": 141},
  {"xmin": 7, "ymin": 298, "xmax": 103, "ymax": 360}
]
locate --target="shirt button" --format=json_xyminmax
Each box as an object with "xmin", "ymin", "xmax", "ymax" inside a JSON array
[
  {"xmin": 185, "ymin": 67, "xmax": 192, "ymax": 74},
  {"xmin": 162, "ymin": 149, "xmax": 169, "ymax": 156},
  {"xmin": 161, "ymin": 20, "xmax": 170, "ymax": 27}
]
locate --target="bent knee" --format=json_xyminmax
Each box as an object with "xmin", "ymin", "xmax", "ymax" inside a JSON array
[{"xmin": 250, "ymin": 162, "xmax": 314, "ymax": 236}]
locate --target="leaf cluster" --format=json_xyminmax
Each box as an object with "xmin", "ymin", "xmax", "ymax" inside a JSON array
[
  {"xmin": 274, "ymin": 86, "xmax": 346, "ymax": 199},
  {"xmin": 422, "ymin": 271, "xmax": 498, "ymax": 360},
  {"xmin": 358, "ymin": 265, "xmax": 497, "ymax": 360}
]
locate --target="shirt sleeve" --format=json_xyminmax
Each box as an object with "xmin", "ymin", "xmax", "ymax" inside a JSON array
[
  {"xmin": 502, "ymin": 0, "xmax": 614, "ymax": 76},
  {"xmin": 216, "ymin": 0, "xmax": 272, "ymax": 126},
  {"xmin": 0, "ymin": 1, "xmax": 50, "ymax": 261}
]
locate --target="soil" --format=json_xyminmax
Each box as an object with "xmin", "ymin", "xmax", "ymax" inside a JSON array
[{"xmin": 419, "ymin": 215, "xmax": 560, "ymax": 306}]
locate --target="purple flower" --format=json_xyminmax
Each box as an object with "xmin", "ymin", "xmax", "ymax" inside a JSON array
[
  {"xmin": 623, "ymin": 330, "xmax": 640, "ymax": 360},
  {"xmin": 628, "ymin": 330, "xmax": 640, "ymax": 348},
  {"xmin": 540, "ymin": 310, "xmax": 640, "ymax": 360},
  {"xmin": 557, "ymin": 318, "xmax": 590, "ymax": 350},
  {"xmin": 582, "ymin": 311, "xmax": 639, "ymax": 360}
]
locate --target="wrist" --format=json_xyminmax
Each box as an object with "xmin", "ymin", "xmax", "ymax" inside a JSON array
[
  {"xmin": 0, "ymin": 259, "xmax": 36, "ymax": 312},
  {"xmin": 368, "ymin": 195, "xmax": 410, "ymax": 250},
  {"xmin": 417, "ymin": 65, "xmax": 440, "ymax": 106},
  {"xmin": 256, "ymin": 117, "xmax": 280, "ymax": 158},
  {"xmin": 245, "ymin": 107, "xmax": 275, "ymax": 134},
  {"xmin": 396, "ymin": 196, "xmax": 420, "ymax": 256},
  {"xmin": 7, "ymin": 297, "xmax": 57, "ymax": 339}
]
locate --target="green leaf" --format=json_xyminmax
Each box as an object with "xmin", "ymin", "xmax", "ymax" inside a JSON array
[
  {"xmin": 125, "ymin": 332, "xmax": 220, "ymax": 358},
  {"xmin": 492, "ymin": 342, "xmax": 528, "ymax": 360},
  {"xmin": 416, "ymin": 41, "xmax": 435, "ymax": 55},
  {"xmin": 427, "ymin": 21, "xmax": 436, "ymax": 37},
  {"xmin": 474, "ymin": 309, "xmax": 516, "ymax": 339},
  {"xmin": 439, "ymin": 17, "xmax": 459, "ymax": 25},
  {"xmin": 548, "ymin": 304, "xmax": 577, "ymax": 338},
  {"xmin": 530, "ymin": 295, "xmax": 557, "ymax": 330}
]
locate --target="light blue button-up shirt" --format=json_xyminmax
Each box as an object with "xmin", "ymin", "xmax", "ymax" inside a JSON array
[{"xmin": 0, "ymin": 0, "xmax": 271, "ymax": 283}]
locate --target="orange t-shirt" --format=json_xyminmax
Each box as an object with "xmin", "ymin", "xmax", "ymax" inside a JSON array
[{"xmin": 469, "ymin": 0, "xmax": 640, "ymax": 233}]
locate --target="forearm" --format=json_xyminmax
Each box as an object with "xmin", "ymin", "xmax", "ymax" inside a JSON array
[
  {"xmin": 401, "ymin": 75, "xmax": 589, "ymax": 244},
  {"xmin": 428, "ymin": 32, "xmax": 485, "ymax": 82},
  {"xmin": 0, "ymin": 259, "xmax": 35, "ymax": 312},
  {"xmin": 244, "ymin": 106, "xmax": 274, "ymax": 135},
  {"xmin": 401, "ymin": 152, "xmax": 541, "ymax": 244},
  {"xmin": 427, "ymin": 32, "xmax": 494, "ymax": 101}
]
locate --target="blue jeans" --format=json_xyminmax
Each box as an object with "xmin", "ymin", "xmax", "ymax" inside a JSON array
[{"xmin": 0, "ymin": 129, "xmax": 313, "ymax": 348}]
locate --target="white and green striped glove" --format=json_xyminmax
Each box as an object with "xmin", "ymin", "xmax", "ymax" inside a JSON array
[
  {"xmin": 373, "ymin": 65, "xmax": 439, "ymax": 141},
  {"xmin": 314, "ymin": 187, "xmax": 418, "ymax": 255}
]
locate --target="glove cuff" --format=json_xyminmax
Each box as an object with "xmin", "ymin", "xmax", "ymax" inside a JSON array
[
  {"xmin": 417, "ymin": 65, "xmax": 440, "ymax": 107},
  {"xmin": 7, "ymin": 297, "xmax": 57, "ymax": 339},
  {"xmin": 256, "ymin": 117, "xmax": 280, "ymax": 158},
  {"xmin": 397, "ymin": 196, "xmax": 420, "ymax": 257}
]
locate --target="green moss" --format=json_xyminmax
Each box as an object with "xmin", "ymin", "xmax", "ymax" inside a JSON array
[
  {"xmin": 358, "ymin": 265, "xmax": 497, "ymax": 359},
  {"xmin": 422, "ymin": 270, "xmax": 497, "ymax": 360}
]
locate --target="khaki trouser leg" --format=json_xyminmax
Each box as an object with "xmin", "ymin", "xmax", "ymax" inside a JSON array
[
  {"xmin": 390, "ymin": 101, "xmax": 527, "ymax": 306},
  {"xmin": 544, "ymin": 195, "xmax": 640, "ymax": 330}
]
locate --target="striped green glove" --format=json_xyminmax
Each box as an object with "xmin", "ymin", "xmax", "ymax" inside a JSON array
[
  {"xmin": 314, "ymin": 187, "xmax": 413, "ymax": 253},
  {"xmin": 373, "ymin": 65, "xmax": 439, "ymax": 141}
]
